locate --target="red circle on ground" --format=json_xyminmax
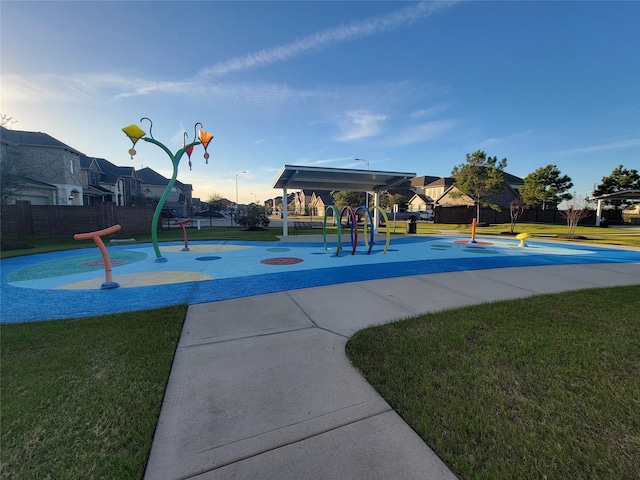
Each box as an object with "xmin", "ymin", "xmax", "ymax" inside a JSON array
[{"xmin": 260, "ymin": 257, "xmax": 304, "ymax": 265}]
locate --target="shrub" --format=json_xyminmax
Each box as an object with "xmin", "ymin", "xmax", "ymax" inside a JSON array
[{"xmin": 235, "ymin": 205, "xmax": 270, "ymax": 230}]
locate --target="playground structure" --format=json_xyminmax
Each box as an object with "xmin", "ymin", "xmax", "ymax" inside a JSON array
[
  {"xmin": 517, "ymin": 232, "xmax": 531, "ymax": 246},
  {"xmin": 73, "ymin": 224, "xmax": 122, "ymax": 289},
  {"xmin": 175, "ymin": 218, "xmax": 193, "ymax": 251},
  {"xmin": 122, "ymin": 119, "xmax": 213, "ymax": 263},
  {"xmin": 323, "ymin": 205, "xmax": 390, "ymax": 256}
]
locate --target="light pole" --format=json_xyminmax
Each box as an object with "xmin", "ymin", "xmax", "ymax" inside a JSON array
[
  {"xmin": 355, "ymin": 158, "xmax": 370, "ymax": 208},
  {"xmin": 250, "ymin": 192, "xmax": 258, "ymax": 204},
  {"xmin": 235, "ymin": 171, "xmax": 246, "ymax": 225}
]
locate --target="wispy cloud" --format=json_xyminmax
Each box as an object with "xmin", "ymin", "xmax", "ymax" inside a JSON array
[
  {"xmin": 555, "ymin": 139, "xmax": 640, "ymax": 155},
  {"xmin": 385, "ymin": 120, "xmax": 457, "ymax": 146},
  {"xmin": 292, "ymin": 156, "xmax": 353, "ymax": 167},
  {"xmin": 334, "ymin": 110, "xmax": 389, "ymax": 141},
  {"xmin": 477, "ymin": 129, "xmax": 535, "ymax": 149},
  {"xmin": 410, "ymin": 104, "xmax": 449, "ymax": 118},
  {"xmin": 2, "ymin": 2, "xmax": 458, "ymax": 104},
  {"xmin": 253, "ymin": 135, "xmax": 290, "ymax": 145},
  {"xmin": 196, "ymin": 1, "xmax": 458, "ymax": 81},
  {"xmin": 111, "ymin": 1, "xmax": 458, "ymax": 99}
]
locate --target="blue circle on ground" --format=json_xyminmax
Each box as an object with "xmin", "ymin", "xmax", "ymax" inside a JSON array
[
  {"xmin": 462, "ymin": 248, "xmax": 499, "ymax": 254},
  {"xmin": 195, "ymin": 256, "xmax": 222, "ymax": 261}
]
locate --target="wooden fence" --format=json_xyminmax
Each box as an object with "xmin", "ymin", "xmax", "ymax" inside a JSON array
[{"xmin": 1, "ymin": 204, "xmax": 156, "ymax": 238}]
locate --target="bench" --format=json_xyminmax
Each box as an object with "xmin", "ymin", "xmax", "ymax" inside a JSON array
[{"xmin": 293, "ymin": 221, "xmax": 321, "ymax": 235}]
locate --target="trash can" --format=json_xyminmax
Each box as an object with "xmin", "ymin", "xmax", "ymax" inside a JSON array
[{"xmin": 406, "ymin": 219, "xmax": 417, "ymax": 234}]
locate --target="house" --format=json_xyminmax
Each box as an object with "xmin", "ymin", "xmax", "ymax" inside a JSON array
[
  {"xmin": 308, "ymin": 190, "xmax": 335, "ymax": 218},
  {"xmin": 407, "ymin": 193, "xmax": 434, "ymax": 212},
  {"xmin": 79, "ymin": 156, "xmax": 118, "ymax": 205},
  {"xmin": 137, "ymin": 167, "xmax": 193, "ymax": 215},
  {"xmin": 80, "ymin": 156, "xmax": 141, "ymax": 206},
  {"xmin": 420, "ymin": 177, "xmax": 456, "ymax": 203},
  {"xmin": 290, "ymin": 190, "xmax": 310, "ymax": 215},
  {"xmin": 92, "ymin": 158, "xmax": 141, "ymax": 206},
  {"xmin": 1, "ymin": 126, "xmax": 84, "ymax": 205},
  {"xmin": 435, "ymin": 179, "xmax": 522, "ymax": 208}
]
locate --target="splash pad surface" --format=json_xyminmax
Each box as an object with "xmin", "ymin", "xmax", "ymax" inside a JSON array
[{"xmin": 2, "ymin": 235, "xmax": 638, "ymax": 323}]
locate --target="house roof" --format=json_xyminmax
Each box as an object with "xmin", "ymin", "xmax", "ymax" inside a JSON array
[
  {"xmin": 411, "ymin": 175, "xmax": 441, "ymax": 188},
  {"xmin": 84, "ymin": 185, "xmax": 112, "ymax": 196},
  {"xmin": 80, "ymin": 156, "xmax": 102, "ymax": 170},
  {"xmin": 503, "ymin": 172, "xmax": 524, "ymax": 185},
  {"xmin": 1, "ymin": 126, "xmax": 83, "ymax": 155},
  {"xmin": 93, "ymin": 158, "xmax": 136, "ymax": 185},
  {"xmin": 16, "ymin": 176, "xmax": 57, "ymax": 189},
  {"xmin": 424, "ymin": 177, "xmax": 456, "ymax": 189},
  {"xmin": 137, "ymin": 167, "xmax": 187, "ymax": 188},
  {"xmin": 409, "ymin": 193, "xmax": 435, "ymax": 204},
  {"xmin": 310, "ymin": 190, "xmax": 335, "ymax": 206},
  {"xmin": 273, "ymin": 165, "xmax": 416, "ymax": 192},
  {"xmin": 435, "ymin": 182, "xmax": 520, "ymax": 206}
]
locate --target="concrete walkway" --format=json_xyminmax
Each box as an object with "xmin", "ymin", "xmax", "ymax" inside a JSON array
[{"xmin": 145, "ymin": 261, "xmax": 640, "ymax": 479}]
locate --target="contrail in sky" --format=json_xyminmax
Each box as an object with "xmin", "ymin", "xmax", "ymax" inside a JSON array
[{"xmin": 196, "ymin": 1, "xmax": 459, "ymax": 80}]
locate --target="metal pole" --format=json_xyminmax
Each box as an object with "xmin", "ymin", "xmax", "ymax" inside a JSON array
[{"xmin": 235, "ymin": 170, "xmax": 246, "ymax": 225}]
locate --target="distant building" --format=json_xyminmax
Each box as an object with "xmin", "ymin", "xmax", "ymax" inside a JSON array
[
  {"xmin": 80, "ymin": 156, "xmax": 141, "ymax": 206},
  {"xmin": 137, "ymin": 167, "xmax": 193, "ymax": 215},
  {"xmin": 1, "ymin": 126, "xmax": 84, "ymax": 205}
]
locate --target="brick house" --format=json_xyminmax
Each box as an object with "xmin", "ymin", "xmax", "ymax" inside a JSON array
[{"xmin": 1, "ymin": 126, "xmax": 84, "ymax": 205}]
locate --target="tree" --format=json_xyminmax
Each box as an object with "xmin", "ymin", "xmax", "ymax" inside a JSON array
[
  {"xmin": 235, "ymin": 204, "xmax": 270, "ymax": 230},
  {"xmin": 450, "ymin": 150, "xmax": 507, "ymax": 223},
  {"xmin": 206, "ymin": 192, "xmax": 227, "ymax": 211},
  {"xmin": 509, "ymin": 198, "xmax": 525, "ymax": 234},
  {"xmin": 559, "ymin": 194, "xmax": 592, "ymax": 235},
  {"xmin": 519, "ymin": 165, "xmax": 573, "ymax": 209},
  {"xmin": 332, "ymin": 191, "xmax": 365, "ymax": 211},
  {"xmin": 131, "ymin": 192, "xmax": 158, "ymax": 206},
  {"xmin": 391, "ymin": 193, "xmax": 408, "ymax": 210},
  {"xmin": 1, "ymin": 116, "xmax": 20, "ymax": 203},
  {"xmin": 592, "ymin": 165, "xmax": 640, "ymax": 210},
  {"xmin": 0, "ymin": 114, "xmax": 17, "ymax": 129}
]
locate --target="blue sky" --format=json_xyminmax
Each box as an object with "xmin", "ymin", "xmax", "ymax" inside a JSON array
[{"xmin": 2, "ymin": 1, "xmax": 638, "ymax": 205}]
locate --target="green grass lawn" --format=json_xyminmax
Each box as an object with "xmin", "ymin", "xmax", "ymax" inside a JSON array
[
  {"xmin": 0, "ymin": 306, "xmax": 187, "ymax": 479},
  {"xmin": 347, "ymin": 286, "xmax": 640, "ymax": 480}
]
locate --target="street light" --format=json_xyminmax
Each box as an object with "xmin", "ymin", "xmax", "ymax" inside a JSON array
[
  {"xmin": 355, "ymin": 158, "xmax": 370, "ymax": 208},
  {"xmin": 250, "ymin": 192, "xmax": 258, "ymax": 204},
  {"xmin": 235, "ymin": 171, "xmax": 246, "ymax": 225}
]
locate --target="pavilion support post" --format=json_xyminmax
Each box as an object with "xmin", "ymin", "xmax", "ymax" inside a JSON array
[
  {"xmin": 595, "ymin": 199, "xmax": 603, "ymax": 226},
  {"xmin": 373, "ymin": 191, "xmax": 380, "ymax": 234},
  {"xmin": 282, "ymin": 186, "xmax": 288, "ymax": 236}
]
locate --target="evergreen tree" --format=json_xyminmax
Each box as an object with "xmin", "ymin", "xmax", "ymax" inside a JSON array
[
  {"xmin": 593, "ymin": 165, "xmax": 640, "ymax": 210},
  {"xmin": 450, "ymin": 150, "xmax": 507, "ymax": 223},
  {"xmin": 519, "ymin": 165, "xmax": 573, "ymax": 209}
]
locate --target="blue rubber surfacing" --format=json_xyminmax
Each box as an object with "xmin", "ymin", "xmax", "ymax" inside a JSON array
[{"xmin": 1, "ymin": 236, "xmax": 638, "ymax": 323}]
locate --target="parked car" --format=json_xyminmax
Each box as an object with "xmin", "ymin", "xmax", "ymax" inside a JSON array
[
  {"xmin": 390, "ymin": 210, "xmax": 419, "ymax": 221},
  {"xmin": 419, "ymin": 210, "xmax": 434, "ymax": 221},
  {"xmin": 161, "ymin": 208, "xmax": 178, "ymax": 218},
  {"xmin": 196, "ymin": 208, "xmax": 225, "ymax": 218}
]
